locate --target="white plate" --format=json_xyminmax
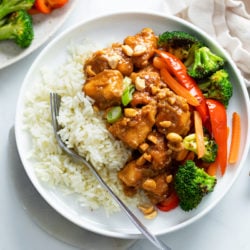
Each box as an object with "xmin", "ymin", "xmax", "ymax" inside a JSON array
[
  {"xmin": 0, "ymin": 0, "xmax": 77, "ymax": 70},
  {"xmin": 15, "ymin": 11, "xmax": 250, "ymax": 238}
]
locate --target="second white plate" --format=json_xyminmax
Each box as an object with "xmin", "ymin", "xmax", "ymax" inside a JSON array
[{"xmin": 0, "ymin": 0, "xmax": 77, "ymax": 70}]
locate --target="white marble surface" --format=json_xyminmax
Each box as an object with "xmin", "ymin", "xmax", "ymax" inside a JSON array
[{"xmin": 1, "ymin": 1, "xmax": 250, "ymax": 249}]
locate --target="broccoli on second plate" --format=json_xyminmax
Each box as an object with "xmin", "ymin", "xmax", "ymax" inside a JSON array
[
  {"xmin": 188, "ymin": 46, "xmax": 225, "ymax": 79},
  {"xmin": 183, "ymin": 133, "xmax": 218, "ymax": 163},
  {"xmin": 198, "ymin": 69, "xmax": 233, "ymax": 107},
  {"xmin": 0, "ymin": 10, "xmax": 34, "ymax": 48},
  {"xmin": 157, "ymin": 30, "xmax": 203, "ymax": 64},
  {"xmin": 174, "ymin": 160, "xmax": 217, "ymax": 211},
  {"xmin": 0, "ymin": 0, "xmax": 35, "ymax": 20}
]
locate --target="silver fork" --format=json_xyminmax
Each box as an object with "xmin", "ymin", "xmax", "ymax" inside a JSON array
[{"xmin": 50, "ymin": 92, "xmax": 172, "ymax": 250}]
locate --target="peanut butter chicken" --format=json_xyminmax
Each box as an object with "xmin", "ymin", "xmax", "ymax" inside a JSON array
[{"xmin": 83, "ymin": 28, "xmax": 191, "ymax": 209}]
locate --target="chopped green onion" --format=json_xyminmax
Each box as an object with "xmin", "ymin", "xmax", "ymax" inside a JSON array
[
  {"xmin": 122, "ymin": 84, "xmax": 135, "ymax": 106},
  {"xmin": 106, "ymin": 106, "xmax": 122, "ymax": 123}
]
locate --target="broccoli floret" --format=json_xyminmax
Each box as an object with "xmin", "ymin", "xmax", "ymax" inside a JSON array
[
  {"xmin": 0, "ymin": 10, "xmax": 34, "ymax": 48},
  {"xmin": 158, "ymin": 31, "xmax": 203, "ymax": 63},
  {"xmin": 188, "ymin": 46, "xmax": 225, "ymax": 79},
  {"xmin": 183, "ymin": 134, "xmax": 218, "ymax": 163},
  {"xmin": 174, "ymin": 160, "xmax": 217, "ymax": 211},
  {"xmin": 158, "ymin": 31, "xmax": 202, "ymax": 48},
  {"xmin": 198, "ymin": 69, "xmax": 233, "ymax": 107},
  {"xmin": 0, "ymin": 0, "xmax": 35, "ymax": 20}
]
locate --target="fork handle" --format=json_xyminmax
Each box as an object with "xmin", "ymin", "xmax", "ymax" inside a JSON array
[
  {"xmin": 50, "ymin": 92, "xmax": 170, "ymax": 249},
  {"xmin": 77, "ymin": 156, "xmax": 171, "ymax": 250}
]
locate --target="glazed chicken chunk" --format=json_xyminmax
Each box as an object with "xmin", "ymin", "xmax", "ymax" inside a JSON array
[
  {"xmin": 118, "ymin": 159, "xmax": 171, "ymax": 204},
  {"xmin": 84, "ymin": 43, "xmax": 133, "ymax": 77},
  {"xmin": 118, "ymin": 160, "xmax": 144, "ymax": 187},
  {"xmin": 156, "ymin": 91, "xmax": 191, "ymax": 136},
  {"xmin": 108, "ymin": 103, "xmax": 157, "ymax": 149},
  {"xmin": 124, "ymin": 28, "xmax": 158, "ymax": 68},
  {"xmin": 83, "ymin": 69, "xmax": 124, "ymax": 109},
  {"xmin": 144, "ymin": 131, "xmax": 171, "ymax": 170}
]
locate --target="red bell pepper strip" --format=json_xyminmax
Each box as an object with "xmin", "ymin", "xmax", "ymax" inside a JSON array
[
  {"xmin": 206, "ymin": 99, "xmax": 228, "ymax": 175},
  {"xmin": 156, "ymin": 192, "xmax": 179, "ymax": 212},
  {"xmin": 154, "ymin": 50, "xmax": 210, "ymax": 129}
]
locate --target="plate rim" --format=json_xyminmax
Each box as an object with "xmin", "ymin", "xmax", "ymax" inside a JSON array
[{"xmin": 14, "ymin": 10, "xmax": 250, "ymax": 238}]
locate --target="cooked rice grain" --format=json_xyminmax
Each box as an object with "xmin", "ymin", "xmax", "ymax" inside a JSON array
[{"xmin": 23, "ymin": 43, "xmax": 142, "ymax": 214}]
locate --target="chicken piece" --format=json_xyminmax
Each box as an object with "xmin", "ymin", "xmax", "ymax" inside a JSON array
[
  {"xmin": 143, "ymin": 174, "xmax": 169, "ymax": 204},
  {"xmin": 118, "ymin": 159, "xmax": 155, "ymax": 194},
  {"xmin": 84, "ymin": 43, "xmax": 133, "ymax": 77},
  {"xmin": 130, "ymin": 91, "xmax": 153, "ymax": 107},
  {"xmin": 156, "ymin": 88, "xmax": 191, "ymax": 136},
  {"xmin": 118, "ymin": 160, "xmax": 143, "ymax": 187},
  {"xmin": 130, "ymin": 66, "xmax": 162, "ymax": 92},
  {"xmin": 83, "ymin": 69, "xmax": 124, "ymax": 109},
  {"xmin": 145, "ymin": 131, "xmax": 171, "ymax": 170},
  {"xmin": 108, "ymin": 103, "xmax": 157, "ymax": 149},
  {"xmin": 124, "ymin": 28, "xmax": 158, "ymax": 68},
  {"xmin": 129, "ymin": 67, "xmax": 161, "ymax": 107}
]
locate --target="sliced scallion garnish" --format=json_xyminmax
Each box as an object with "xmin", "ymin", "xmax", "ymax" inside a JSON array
[
  {"xmin": 122, "ymin": 84, "xmax": 135, "ymax": 106},
  {"xmin": 106, "ymin": 106, "xmax": 122, "ymax": 123}
]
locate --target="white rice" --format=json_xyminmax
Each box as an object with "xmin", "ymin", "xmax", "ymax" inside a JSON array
[{"xmin": 23, "ymin": 41, "xmax": 145, "ymax": 214}]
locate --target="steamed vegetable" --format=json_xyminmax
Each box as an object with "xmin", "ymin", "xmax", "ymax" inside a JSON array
[
  {"xmin": 0, "ymin": 0, "xmax": 34, "ymax": 20},
  {"xmin": 174, "ymin": 160, "xmax": 217, "ymax": 211},
  {"xmin": 183, "ymin": 134, "xmax": 218, "ymax": 163},
  {"xmin": 158, "ymin": 30, "xmax": 203, "ymax": 65},
  {"xmin": 206, "ymin": 99, "xmax": 228, "ymax": 175},
  {"xmin": 198, "ymin": 69, "xmax": 233, "ymax": 107},
  {"xmin": 0, "ymin": 10, "xmax": 34, "ymax": 48},
  {"xmin": 228, "ymin": 112, "xmax": 241, "ymax": 164},
  {"xmin": 188, "ymin": 46, "xmax": 225, "ymax": 79},
  {"xmin": 32, "ymin": 0, "xmax": 69, "ymax": 14}
]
